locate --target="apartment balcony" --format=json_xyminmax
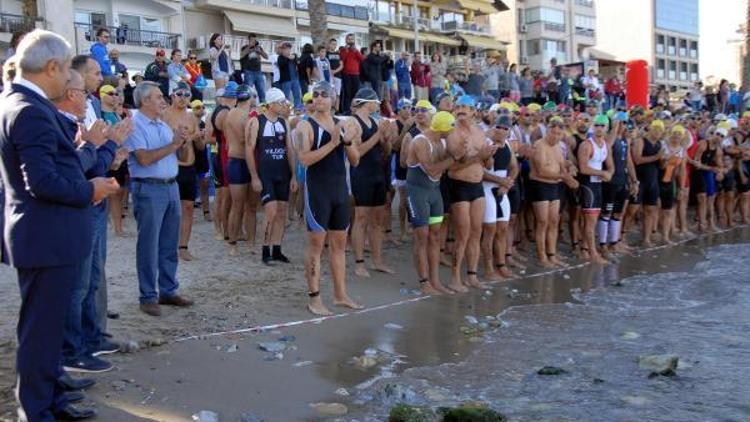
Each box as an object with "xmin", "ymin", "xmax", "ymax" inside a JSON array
[
  {"xmin": 194, "ymin": 0, "xmax": 293, "ymax": 19},
  {"xmin": 440, "ymin": 20, "xmax": 491, "ymax": 35},
  {"xmin": 75, "ymin": 23, "xmax": 180, "ymax": 55},
  {"xmin": 390, "ymin": 14, "xmax": 434, "ymax": 31},
  {"xmin": 575, "ymin": 27, "xmax": 596, "ymax": 39},
  {"xmin": 543, "ymin": 22, "xmax": 565, "ymax": 32},
  {"xmin": 0, "ymin": 13, "xmax": 44, "ymax": 35},
  {"xmin": 574, "ymin": 0, "xmax": 594, "ymax": 7}
]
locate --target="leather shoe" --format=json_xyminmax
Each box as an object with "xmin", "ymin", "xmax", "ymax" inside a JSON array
[
  {"xmin": 139, "ymin": 303, "xmax": 162, "ymax": 316},
  {"xmin": 53, "ymin": 405, "xmax": 96, "ymax": 420},
  {"xmin": 158, "ymin": 295, "xmax": 194, "ymax": 307},
  {"xmin": 57, "ymin": 373, "xmax": 96, "ymax": 392},
  {"xmin": 64, "ymin": 391, "xmax": 85, "ymax": 403}
]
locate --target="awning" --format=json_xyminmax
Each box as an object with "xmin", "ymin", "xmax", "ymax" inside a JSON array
[
  {"xmin": 457, "ymin": 0, "xmax": 502, "ymax": 15},
  {"xmin": 382, "ymin": 27, "xmax": 461, "ymax": 47},
  {"xmin": 458, "ymin": 34, "xmax": 506, "ymax": 50},
  {"xmin": 224, "ymin": 11, "xmax": 296, "ymax": 38}
]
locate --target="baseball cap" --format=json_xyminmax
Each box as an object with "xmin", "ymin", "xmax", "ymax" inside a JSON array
[
  {"xmin": 99, "ymin": 84, "xmax": 116, "ymax": 96},
  {"xmin": 190, "ymin": 99, "xmax": 204, "ymax": 109},
  {"xmin": 494, "ymin": 114, "xmax": 512, "ymax": 128},
  {"xmin": 352, "ymin": 87, "xmax": 380, "ymax": 106},
  {"xmin": 593, "ymin": 114, "xmax": 610, "ymax": 126},
  {"xmin": 396, "ymin": 98, "xmax": 412, "ymax": 110},
  {"xmin": 455, "ymin": 95, "xmax": 477, "ymax": 108},
  {"xmin": 430, "ymin": 111, "xmax": 455, "ymax": 133},
  {"xmin": 265, "ymin": 87, "xmax": 286, "ymax": 104}
]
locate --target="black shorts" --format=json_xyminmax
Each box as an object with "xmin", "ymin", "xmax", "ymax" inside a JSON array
[
  {"xmin": 194, "ymin": 149, "xmax": 210, "ymax": 174},
  {"xmin": 566, "ymin": 185, "xmax": 581, "ymax": 207},
  {"xmin": 638, "ymin": 179, "xmax": 659, "ymax": 206},
  {"xmin": 448, "ymin": 178, "xmax": 484, "ymax": 204},
  {"xmin": 529, "ymin": 179, "xmax": 560, "ymax": 203},
  {"xmin": 738, "ymin": 180, "xmax": 750, "ymax": 193},
  {"xmin": 579, "ymin": 182, "xmax": 603, "ymax": 213},
  {"xmin": 107, "ymin": 161, "xmax": 129, "ymax": 187},
  {"xmin": 602, "ymin": 183, "xmax": 629, "ymax": 214},
  {"xmin": 227, "ymin": 157, "xmax": 250, "ymax": 185},
  {"xmin": 305, "ymin": 181, "xmax": 350, "ymax": 232},
  {"xmin": 507, "ymin": 186, "xmax": 521, "ymax": 215},
  {"xmin": 261, "ymin": 175, "xmax": 291, "ymax": 205},
  {"xmin": 718, "ymin": 171, "xmax": 736, "ymax": 193},
  {"xmin": 213, "ymin": 154, "xmax": 227, "ymax": 188},
  {"xmin": 691, "ymin": 170, "xmax": 708, "ymax": 194},
  {"xmin": 177, "ymin": 165, "xmax": 197, "ymax": 201},
  {"xmin": 659, "ymin": 181, "xmax": 676, "ymax": 210},
  {"xmin": 440, "ymin": 174, "xmax": 452, "ymax": 213},
  {"xmin": 351, "ymin": 175, "xmax": 387, "ymax": 207}
]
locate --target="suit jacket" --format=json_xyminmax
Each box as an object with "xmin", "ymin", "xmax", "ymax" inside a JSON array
[{"xmin": 0, "ymin": 84, "xmax": 94, "ymax": 268}]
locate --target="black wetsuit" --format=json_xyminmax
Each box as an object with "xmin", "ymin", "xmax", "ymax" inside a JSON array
[
  {"xmin": 636, "ymin": 138, "xmax": 661, "ymax": 206},
  {"xmin": 256, "ymin": 114, "xmax": 291, "ymax": 204},
  {"xmin": 602, "ymin": 137, "xmax": 630, "ymax": 214},
  {"xmin": 305, "ymin": 117, "xmax": 349, "ymax": 232},
  {"xmin": 350, "ymin": 115, "xmax": 386, "ymax": 207}
]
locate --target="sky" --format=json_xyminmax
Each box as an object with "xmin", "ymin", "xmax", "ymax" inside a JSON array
[{"xmin": 699, "ymin": 0, "xmax": 745, "ymax": 84}]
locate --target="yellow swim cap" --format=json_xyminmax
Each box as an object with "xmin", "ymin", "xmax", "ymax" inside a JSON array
[
  {"xmin": 430, "ymin": 111, "xmax": 455, "ymax": 133},
  {"xmin": 303, "ymin": 92, "xmax": 313, "ymax": 104},
  {"xmin": 670, "ymin": 124, "xmax": 686, "ymax": 136},
  {"xmin": 717, "ymin": 120, "xmax": 731, "ymax": 131},
  {"xmin": 99, "ymin": 84, "xmax": 116, "ymax": 97},
  {"xmin": 190, "ymin": 99, "xmax": 204, "ymax": 109},
  {"xmin": 527, "ymin": 103, "xmax": 542, "ymax": 113},
  {"xmin": 415, "ymin": 100, "xmax": 433, "ymax": 110},
  {"xmin": 650, "ymin": 119, "xmax": 665, "ymax": 131}
]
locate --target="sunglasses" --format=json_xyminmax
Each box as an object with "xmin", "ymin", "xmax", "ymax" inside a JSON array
[
  {"xmin": 189, "ymin": 56, "xmax": 197, "ymax": 60},
  {"xmin": 495, "ymin": 125, "xmax": 509, "ymax": 130},
  {"xmin": 415, "ymin": 107, "xmax": 431, "ymax": 114},
  {"xmin": 594, "ymin": 124, "xmax": 607, "ymax": 128},
  {"xmin": 312, "ymin": 91, "xmax": 330, "ymax": 98},
  {"xmin": 174, "ymin": 91, "xmax": 191, "ymax": 98},
  {"xmin": 156, "ymin": 52, "xmax": 166, "ymax": 57},
  {"xmin": 193, "ymin": 106, "xmax": 204, "ymax": 110},
  {"xmin": 549, "ymin": 123, "xmax": 564, "ymax": 128},
  {"xmin": 523, "ymin": 113, "xmax": 532, "ymax": 117},
  {"xmin": 105, "ymin": 92, "xmax": 120, "ymax": 97}
]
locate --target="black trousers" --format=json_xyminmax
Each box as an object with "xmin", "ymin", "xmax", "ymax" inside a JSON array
[
  {"xmin": 16, "ymin": 263, "xmax": 81, "ymax": 421},
  {"xmin": 341, "ymin": 74, "xmax": 361, "ymax": 115}
]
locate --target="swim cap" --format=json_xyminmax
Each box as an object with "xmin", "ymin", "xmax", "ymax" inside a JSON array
[
  {"xmin": 494, "ymin": 114, "xmax": 512, "ymax": 128},
  {"xmin": 396, "ymin": 98, "xmax": 412, "ymax": 110},
  {"xmin": 717, "ymin": 120, "xmax": 731, "ymax": 131},
  {"xmin": 593, "ymin": 114, "xmax": 610, "ymax": 126},
  {"xmin": 527, "ymin": 103, "xmax": 541, "ymax": 113},
  {"xmin": 430, "ymin": 111, "xmax": 456, "ymax": 133},
  {"xmin": 670, "ymin": 124, "xmax": 686, "ymax": 136},
  {"xmin": 543, "ymin": 101, "xmax": 556, "ymax": 111},
  {"xmin": 99, "ymin": 84, "xmax": 116, "ymax": 97},
  {"xmin": 265, "ymin": 87, "xmax": 286, "ymax": 104},
  {"xmin": 236, "ymin": 84, "xmax": 255, "ymax": 102},
  {"xmin": 415, "ymin": 99, "xmax": 433, "ymax": 110},
  {"xmin": 434, "ymin": 91, "xmax": 452, "ymax": 105},
  {"xmin": 219, "ymin": 81, "xmax": 238, "ymax": 98},
  {"xmin": 352, "ymin": 87, "xmax": 380, "ymax": 106},
  {"xmin": 190, "ymin": 99, "xmax": 204, "ymax": 109},
  {"xmin": 303, "ymin": 91, "xmax": 313, "ymax": 104},
  {"xmin": 455, "ymin": 95, "xmax": 477, "ymax": 108},
  {"xmin": 548, "ymin": 116, "xmax": 565, "ymax": 126},
  {"xmin": 311, "ymin": 80, "xmax": 335, "ymax": 98},
  {"xmin": 650, "ymin": 119, "xmax": 665, "ymax": 131}
]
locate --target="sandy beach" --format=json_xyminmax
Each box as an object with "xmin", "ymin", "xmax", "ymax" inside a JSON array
[{"xmin": 0, "ymin": 205, "xmax": 748, "ymax": 420}]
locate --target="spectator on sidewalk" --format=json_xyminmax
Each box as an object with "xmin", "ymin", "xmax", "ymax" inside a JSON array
[
  {"xmin": 240, "ymin": 33, "xmax": 268, "ymax": 103},
  {"xmin": 185, "ymin": 51, "xmax": 204, "ymax": 101},
  {"xmin": 298, "ymin": 43, "xmax": 317, "ymax": 97},
  {"xmin": 430, "ymin": 52, "xmax": 446, "ymax": 102},
  {"xmin": 90, "ymin": 28, "xmax": 113, "ymax": 77},
  {"xmin": 208, "ymin": 33, "xmax": 232, "ymax": 90},
  {"xmin": 315, "ymin": 45, "xmax": 332, "ymax": 84},
  {"xmin": 167, "ymin": 49, "xmax": 191, "ymax": 95},
  {"xmin": 108, "ymin": 49, "xmax": 127, "ymax": 76},
  {"xmin": 395, "ymin": 51, "xmax": 411, "ymax": 100},
  {"xmin": 362, "ymin": 41, "xmax": 386, "ymax": 99},
  {"xmin": 604, "ymin": 72, "xmax": 623, "ymax": 111},
  {"xmin": 144, "ymin": 48, "xmax": 169, "ymax": 98},
  {"xmin": 482, "ymin": 56, "xmax": 500, "ymax": 100},
  {"xmin": 410, "ymin": 52, "xmax": 430, "ymax": 101},
  {"xmin": 339, "ymin": 33, "xmax": 364, "ymax": 114}
]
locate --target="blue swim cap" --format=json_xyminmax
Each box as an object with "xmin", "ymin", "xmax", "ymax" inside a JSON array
[
  {"xmin": 455, "ymin": 95, "xmax": 477, "ymax": 108},
  {"xmin": 221, "ymin": 81, "xmax": 239, "ymax": 98},
  {"xmin": 397, "ymin": 98, "xmax": 412, "ymax": 111}
]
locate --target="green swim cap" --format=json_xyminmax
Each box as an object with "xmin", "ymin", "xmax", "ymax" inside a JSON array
[{"xmin": 593, "ymin": 114, "xmax": 610, "ymax": 126}]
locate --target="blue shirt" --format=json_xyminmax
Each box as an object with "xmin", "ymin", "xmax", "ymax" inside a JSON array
[
  {"xmin": 395, "ymin": 58, "xmax": 410, "ymax": 85},
  {"xmin": 90, "ymin": 42, "xmax": 112, "ymax": 77},
  {"xmin": 125, "ymin": 111, "xmax": 178, "ymax": 179}
]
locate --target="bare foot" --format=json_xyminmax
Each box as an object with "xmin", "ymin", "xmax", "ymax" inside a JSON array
[
  {"xmin": 538, "ymin": 258, "xmax": 555, "ymax": 268},
  {"xmin": 431, "ymin": 282, "xmax": 454, "ymax": 295},
  {"xmin": 354, "ymin": 264, "xmax": 371, "ymax": 278},
  {"xmin": 214, "ymin": 232, "xmax": 224, "ymax": 241},
  {"xmin": 308, "ymin": 298, "xmax": 333, "ymax": 316},
  {"xmin": 496, "ymin": 266, "xmax": 516, "ymax": 278},
  {"xmin": 440, "ymin": 254, "xmax": 452, "ymax": 267},
  {"xmin": 179, "ymin": 249, "xmax": 195, "ymax": 261},
  {"xmin": 507, "ymin": 256, "xmax": 526, "ymax": 269},
  {"xmin": 371, "ymin": 263, "xmax": 395, "ymax": 274},
  {"xmin": 484, "ymin": 271, "xmax": 502, "ymax": 282},
  {"xmin": 590, "ymin": 254, "xmax": 609, "ymax": 265},
  {"xmin": 612, "ymin": 242, "xmax": 633, "ymax": 254},
  {"xmin": 512, "ymin": 252, "xmax": 529, "ymax": 262},
  {"xmin": 389, "ymin": 237, "xmax": 403, "ymax": 246},
  {"xmin": 228, "ymin": 244, "xmax": 239, "ymax": 256},
  {"xmin": 549, "ymin": 255, "xmax": 566, "ymax": 267},
  {"xmin": 333, "ymin": 296, "xmax": 364, "ymax": 310},
  {"xmin": 464, "ymin": 275, "xmax": 489, "ymax": 289},
  {"xmin": 641, "ymin": 239, "xmax": 653, "ymax": 248},
  {"xmin": 420, "ymin": 283, "xmax": 443, "ymax": 295},
  {"xmin": 446, "ymin": 280, "xmax": 469, "ymax": 293}
]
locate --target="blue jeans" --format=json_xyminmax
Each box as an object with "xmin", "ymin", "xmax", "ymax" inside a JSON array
[
  {"xmin": 430, "ymin": 87, "xmax": 444, "ymax": 103},
  {"xmin": 486, "ymin": 89, "xmax": 499, "ymax": 101},
  {"xmin": 290, "ymin": 78, "xmax": 302, "ymax": 109},
  {"xmin": 398, "ymin": 82, "xmax": 412, "ymax": 100},
  {"xmin": 132, "ymin": 181, "xmax": 181, "ymax": 304},
  {"xmin": 243, "ymin": 70, "xmax": 266, "ymax": 103},
  {"xmin": 62, "ymin": 203, "xmax": 107, "ymax": 361}
]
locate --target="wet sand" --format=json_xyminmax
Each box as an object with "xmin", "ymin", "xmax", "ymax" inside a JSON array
[{"xmin": 0, "ymin": 209, "xmax": 748, "ymax": 420}]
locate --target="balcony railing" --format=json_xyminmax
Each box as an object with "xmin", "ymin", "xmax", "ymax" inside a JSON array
[
  {"xmin": 575, "ymin": 0, "xmax": 594, "ymax": 7},
  {"xmin": 544, "ymin": 22, "xmax": 565, "ymax": 32},
  {"xmin": 218, "ymin": 34, "xmax": 300, "ymax": 60},
  {"xmin": 441, "ymin": 20, "xmax": 490, "ymax": 34},
  {"xmin": 575, "ymin": 27, "xmax": 595, "ymax": 37},
  {"xmin": 0, "ymin": 12, "xmax": 43, "ymax": 34},
  {"xmin": 392, "ymin": 14, "xmax": 433, "ymax": 30},
  {"xmin": 76, "ymin": 23, "xmax": 180, "ymax": 50},
  {"xmin": 243, "ymin": 0, "xmax": 293, "ymax": 8}
]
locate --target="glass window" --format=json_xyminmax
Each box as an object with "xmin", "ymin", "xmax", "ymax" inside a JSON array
[
  {"xmin": 657, "ymin": 59, "xmax": 665, "ymax": 79},
  {"xmin": 690, "ymin": 41, "xmax": 698, "ymax": 58},
  {"xmin": 75, "ymin": 11, "xmax": 91, "ymax": 24},
  {"xmin": 340, "ymin": 5, "xmax": 355, "ymax": 18},
  {"xmin": 668, "ymin": 60, "xmax": 676, "ymax": 79},
  {"xmin": 374, "ymin": 0, "xmax": 389, "ymax": 22},
  {"xmin": 690, "ymin": 63, "xmax": 699, "ymax": 81},
  {"xmin": 91, "ymin": 13, "xmax": 106, "ymax": 28},
  {"xmin": 655, "ymin": 0, "xmax": 698, "ymax": 35},
  {"xmin": 326, "ymin": 3, "xmax": 342, "ymax": 15},
  {"xmin": 656, "ymin": 34, "xmax": 665, "ymax": 54},
  {"xmin": 667, "ymin": 37, "xmax": 676, "ymax": 55},
  {"xmin": 355, "ymin": 7, "xmax": 368, "ymax": 20},
  {"xmin": 118, "ymin": 14, "xmax": 140, "ymax": 32},
  {"xmin": 679, "ymin": 62, "xmax": 687, "ymax": 80},
  {"xmin": 526, "ymin": 39, "xmax": 540, "ymax": 55},
  {"xmin": 141, "ymin": 17, "xmax": 161, "ymax": 33},
  {"xmin": 524, "ymin": 7, "xmax": 565, "ymax": 25},
  {"xmin": 679, "ymin": 39, "xmax": 687, "ymax": 56}
]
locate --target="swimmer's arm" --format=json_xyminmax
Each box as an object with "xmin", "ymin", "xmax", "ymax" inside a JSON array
[
  {"xmin": 566, "ymin": 136, "xmax": 579, "ymax": 166},
  {"xmin": 632, "ymin": 138, "xmax": 658, "ymax": 165},
  {"xmin": 607, "ymin": 120, "xmax": 621, "ymax": 146},
  {"xmin": 415, "ymin": 138, "xmax": 453, "ymax": 178},
  {"xmin": 604, "ymin": 144, "xmax": 615, "ymax": 178},
  {"xmin": 296, "ymin": 121, "xmax": 337, "ymax": 167},
  {"xmin": 245, "ymin": 117, "xmax": 260, "ymax": 182},
  {"xmin": 400, "ymin": 133, "xmax": 412, "ymax": 168},
  {"xmin": 284, "ymin": 126, "xmax": 296, "ymax": 179},
  {"xmin": 714, "ymin": 147, "xmax": 723, "ymax": 171},
  {"xmin": 205, "ymin": 119, "xmax": 216, "ymax": 145},
  {"xmin": 215, "ymin": 110, "xmax": 228, "ymax": 133},
  {"xmin": 355, "ymin": 127, "xmax": 381, "ymax": 156},
  {"xmin": 626, "ymin": 144, "xmax": 638, "ymax": 184},
  {"xmin": 688, "ymin": 142, "xmax": 707, "ymax": 169},
  {"xmin": 508, "ymin": 152, "xmax": 520, "ymax": 181}
]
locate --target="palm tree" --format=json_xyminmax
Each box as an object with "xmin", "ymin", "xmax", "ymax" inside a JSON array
[
  {"xmin": 744, "ymin": 0, "xmax": 750, "ymax": 91},
  {"xmin": 308, "ymin": 0, "xmax": 328, "ymax": 48}
]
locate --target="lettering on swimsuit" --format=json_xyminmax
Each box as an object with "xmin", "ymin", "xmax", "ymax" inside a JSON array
[{"xmin": 264, "ymin": 147, "xmax": 287, "ymax": 160}]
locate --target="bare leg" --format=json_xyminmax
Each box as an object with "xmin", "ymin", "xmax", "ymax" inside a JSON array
[
  {"xmin": 261, "ymin": 201, "xmax": 278, "ymax": 260},
  {"xmin": 642, "ymin": 205, "xmax": 657, "ymax": 247},
  {"xmin": 677, "ymin": 187, "xmax": 689, "ymax": 234},
  {"xmin": 661, "ymin": 207, "xmax": 674, "ymax": 244},
  {"xmin": 724, "ymin": 191, "xmax": 736, "ymax": 227},
  {"xmin": 179, "ymin": 200, "xmax": 195, "ymax": 261},
  {"xmin": 494, "ymin": 221, "xmax": 515, "ymax": 277},
  {"xmin": 707, "ymin": 194, "xmax": 718, "ymax": 231},
  {"xmin": 481, "ymin": 223, "xmax": 501, "ymax": 281},
  {"xmin": 244, "ymin": 190, "xmax": 259, "ymax": 249},
  {"xmin": 370, "ymin": 205, "xmax": 393, "ymax": 273},
  {"xmin": 427, "ymin": 223, "xmax": 452, "ymax": 293},
  {"xmin": 532, "ymin": 201, "xmax": 553, "ymax": 267},
  {"xmin": 213, "ymin": 187, "xmax": 225, "ymax": 240},
  {"xmin": 398, "ymin": 186, "xmax": 408, "ymax": 241},
  {"xmin": 227, "ymin": 184, "xmax": 247, "ymax": 255},
  {"xmin": 546, "ymin": 200, "xmax": 567, "ymax": 266},
  {"xmin": 413, "ymin": 226, "xmax": 440, "ymax": 294},
  {"xmin": 305, "ymin": 231, "xmax": 331, "ymax": 316},
  {"xmin": 330, "ymin": 231, "xmax": 363, "ymax": 309},
  {"xmin": 583, "ymin": 211, "xmax": 607, "ymax": 264},
  {"xmin": 351, "ymin": 206, "xmax": 371, "ymax": 277},
  {"xmin": 448, "ymin": 202, "xmax": 470, "ymax": 292},
  {"xmin": 271, "ymin": 202, "xmax": 289, "ymax": 245},
  {"xmin": 439, "ymin": 214, "xmax": 453, "ymax": 266},
  {"xmin": 696, "ymin": 193, "xmax": 707, "ymax": 232},
  {"xmin": 109, "ymin": 189, "xmax": 125, "ymax": 236},
  {"xmin": 200, "ymin": 177, "xmax": 211, "ymax": 221},
  {"xmin": 463, "ymin": 198, "xmax": 486, "ymax": 288}
]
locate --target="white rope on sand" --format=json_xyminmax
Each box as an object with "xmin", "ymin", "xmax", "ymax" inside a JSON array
[{"xmin": 174, "ymin": 226, "xmax": 742, "ymax": 343}]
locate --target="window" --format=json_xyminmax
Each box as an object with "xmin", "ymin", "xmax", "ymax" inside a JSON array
[
  {"xmin": 118, "ymin": 14, "xmax": 141, "ymax": 32},
  {"xmin": 76, "ymin": 11, "xmax": 106, "ymax": 28},
  {"xmin": 667, "ymin": 37, "xmax": 676, "ymax": 55},
  {"xmin": 517, "ymin": 8, "xmax": 524, "ymax": 29},
  {"xmin": 680, "ymin": 62, "xmax": 687, "ymax": 80},
  {"xmin": 690, "ymin": 41, "xmax": 698, "ymax": 58},
  {"xmin": 374, "ymin": 0, "xmax": 390, "ymax": 22},
  {"xmin": 656, "ymin": 59, "xmax": 665, "ymax": 79},
  {"xmin": 526, "ymin": 39, "xmax": 540, "ymax": 55},
  {"xmin": 574, "ymin": 14, "xmax": 595, "ymax": 36},
  {"xmin": 656, "ymin": 34, "xmax": 665, "ymax": 54},
  {"xmin": 655, "ymin": 0, "xmax": 698, "ymax": 35},
  {"xmin": 668, "ymin": 60, "xmax": 676, "ymax": 79},
  {"xmin": 354, "ymin": 7, "xmax": 368, "ymax": 20},
  {"xmin": 679, "ymin": 39, "xmax": 687, "ymax": 56},
  {"xmin": 690, "ymin": 63, "xmax": 699, "ymax": 81},
  {"xmin": 525, "ymin": 7, "xmax": 565, "ymax": 31}
]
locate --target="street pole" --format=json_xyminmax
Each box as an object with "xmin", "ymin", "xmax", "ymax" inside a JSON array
[{"xmin": 414, "ymin": 11, "xmax": 419, "ymax": 54}]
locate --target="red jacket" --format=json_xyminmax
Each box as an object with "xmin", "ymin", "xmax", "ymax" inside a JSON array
[
  {"xmin": 410, "ymin": 62, "xmax": 430, "ymax": 88},
  {"xmin": 605, "ymin": 77, "xmax": 622, "ymax": 96},
  {"xmin": 339, "ymin": 46, "xmax": 364, "ymax": 76}
]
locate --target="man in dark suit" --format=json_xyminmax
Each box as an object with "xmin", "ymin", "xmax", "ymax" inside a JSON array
[{"xmin": 0, "ymin": 29, "xmax": 119, "ymax": 421}]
